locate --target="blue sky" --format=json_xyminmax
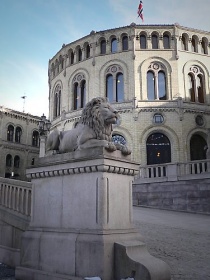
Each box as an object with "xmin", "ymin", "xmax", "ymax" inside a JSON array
[{"xmin": 0, "ymin": 0, "xmax": 210, "ymax": 117}]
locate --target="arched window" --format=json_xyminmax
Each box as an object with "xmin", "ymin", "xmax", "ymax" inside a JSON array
[
  {"xmin": 105, "ymin": 65, "xmax": 124, "ymax": 103},
  {"xmin": 71, "ymin": 51, "xmax": 74, "ymax": 64},
  {"xmin": 190, "ymin": 134, "xmax": 207, "ymax": 160},
  {"xmin": 59, "ymin": 55, "xmax": 64, "ymax": 70},
  {"xmin": 146, "ymin": 133, "xmax": 171, "ymax": 165},
  {"xmin": 163, "ymin": 33, "xmax": 170, "ymax": 49},
  {"xmin": 152, "ymin": 34, "xmax": 158, "ymax": 49},
  {"xmin": 51, "ymin": 63, "xmax": 55, "ymax": 78},
  {"xmin": 147, "ymin": 63, "xmax": 167, "ymax": 100},
  {"xmin": 78, "ymin": 47, "xmax": 82, "ymax": 62},
  {"xmin": 14, "ymin": 155, "xmax": 20, "ymax": 168},
  {"xmin": 100, "ymin": 39, "xmax": 106, "ymax": 54},
  {"xmin": 15, "ymin": 127, "xmax": 22, "ymax": 143},
  {"xmin": 73, "ymin": 82, "xmax": 79, "ymax": 110},
  {"xmin": 81, "ymin": 80, "xmax": 86, "ymax": 108},
  {"xmin": 7, "ymin": 125, "xmax": 14, "ymax": 141},
  {"xmin": 181, "ymin": 34, "xmax": 188, "ymax": 51},
  {"xmin": 201, "ymin": 38, "xmax": 208, "ymax": 54},
  {"xmin": 54, "ymin": 85, "xmax": 61, "ymax": 118},
  {"xmin": 140, "ymin": 34, "xmax": 147, "ymax": 49},
  {"xmin": 191, "ymin": 36, "xmax": 198, "ymax": 52},
  {"xmin": 112, "ymin": 134, "xmax": 126, "ymax": 145},
  {"xmin": 31, "ymin": 158, "xmax": 35, "ymax": 165},
  {"xmin": 73, "ymin": 73, "xmax": 86, "ymax": 110},
  {"xmin": 111, "ymin": 38, "xmax": 117, "ymax": 53},
  {"xmin": 106, "ymin": 74, "xmax": 114, "ymax": 103},
  {"xmin": 187, "ymin": 66, "xmax": 205, "ymax": 103},
  {"xmin": 85, "ymin": 44, "xmax": 90, "ymax": 58},
  {"xmin": 122, "ymin": 35, "xmax": 128, "ymax": 51},
  {"xmin": 32, "ymin": 130, "xmax": 39, "ymax": 147},
  {"xmin": 6, "ymin": 154, "xmax": 12, "ymax": 167}
]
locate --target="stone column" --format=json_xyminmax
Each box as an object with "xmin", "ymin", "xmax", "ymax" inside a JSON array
[{"xmin": 39, "ymin": 135, "xmax": 46, "ymax": 157}]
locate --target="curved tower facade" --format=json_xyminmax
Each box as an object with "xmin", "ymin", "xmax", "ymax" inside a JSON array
[{"xmin": 48, "ymin": 23, "xmax": 210, "ymax": 165}]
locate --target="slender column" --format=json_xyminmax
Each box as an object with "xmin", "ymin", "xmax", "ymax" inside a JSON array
[{"xmin": 39, "ymin": 135, "xmax": 47, "ymax": 157}]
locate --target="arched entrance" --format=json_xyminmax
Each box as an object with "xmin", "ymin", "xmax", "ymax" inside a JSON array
[
  {"xmin": 190, "ymin": 134, "xmax": 207, "ymax": 160},
  {"xmin": 146, "ymin": 133, "xmax": 171, "ymax": 165}
]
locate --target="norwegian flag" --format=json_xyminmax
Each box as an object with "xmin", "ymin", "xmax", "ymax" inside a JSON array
[{"xmin": 137, "ymin": 1, "xmax": 144, "ymax": 22}]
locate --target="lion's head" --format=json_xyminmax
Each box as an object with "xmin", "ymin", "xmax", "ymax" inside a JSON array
[{"xmin": 80, "ymin": 97, "xmax": 118, "ymax": 141}]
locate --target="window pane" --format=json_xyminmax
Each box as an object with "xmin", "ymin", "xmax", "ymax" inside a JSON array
[
  {"xmin": 112, "ymin": 134, "xmax": 126, "ymax": 145},
  {"xmin": 140, "ymin": 35, "xmax": 146, "ymax": 49},
  {"xmin": 101, "ymin": 40, "xmax": 106, "ymax": 54},
  {"xmin": 122, "ymin": 36, "xmax": 128, "ymax": 50},
  {"xmin": 74, "ymin": 83, "xmax": 79, "ymax": 109},
  {"xmin": 190, "ymin": 135, "xmax": 207, "ymax": 160},
  {"xmin": 14, "ymin": 156, "xmax": 20, "ymax": 168},
  {"xmin": 197, "ymin": 75, "xmax": 204, "ymax": 103},
  {"xmin": 6, "ymin": 154, "xmax": 12, "ymax": 167},
  {"xmin": 78, "ymin": 48, "xmax": 82, "ymax": 61},
  {"xmin": 106, "ymin": 75, "xmax": 113, "ymax": 102},
  {"xmin": 111, "ymin": 38, "xmax": 117, "ymax": 53},
  {"xmin": 81, "ymin": 80, "xmax": 86, "ymax": 108},
  {"xmin": 7, "ymin": 125, "xmax": 14, "ymax": 141},
  {"xmin": 116, "ymin": 73, "xmax": 124, "ymax": 102},
  {"xmin": 147, "ymin": 71, "xmax": 155, "ymax": 100},
  {"xmin": 86, "ymin": 45, "xmax": 90, "ymax": 58},
  {"xmin": 163, "ymin": 35, "xmax": 170, "ymax": 49},
  {"xmin": 158, "ymin": 71, "xmax": 166, "ymax": 100},
  {"xmin": 15, "ymin": 127, "xmax": 22, "ymax": 143},
  {"xmin": 152, "ymin": 35, "xmax": 158, "ymax": 49},
  {"xmin": 188, "ymin": 74, "xmax": 195, "ymax": 102}
]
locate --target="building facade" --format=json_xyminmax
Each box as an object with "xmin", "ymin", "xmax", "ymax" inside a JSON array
[
  {"xmin": 0, "ymin": 107, "xmax": 41, "ymax": 180},
  {"xmin": 48, "ymin": 23, "xmax": 210, "ymax": 165}
]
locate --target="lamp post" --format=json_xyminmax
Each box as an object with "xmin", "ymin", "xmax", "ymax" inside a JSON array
[{"xmin": 38, "ymin": 114, "xmax": 51, "ymax": 157}]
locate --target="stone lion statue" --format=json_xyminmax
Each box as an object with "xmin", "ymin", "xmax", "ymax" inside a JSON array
[{"xmin": 46, "ymin": 97, "xmax": 131, "ymax": 155}]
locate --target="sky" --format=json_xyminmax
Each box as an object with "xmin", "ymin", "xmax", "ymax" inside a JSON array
[{"xmin": 0, "ymin": 0, "xmax": 210, "ymax": 118}]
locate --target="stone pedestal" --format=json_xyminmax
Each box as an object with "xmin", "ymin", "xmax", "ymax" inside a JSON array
[{"xmin": 16, "ymin": 147, "xmax": 170, "ymax": 280}]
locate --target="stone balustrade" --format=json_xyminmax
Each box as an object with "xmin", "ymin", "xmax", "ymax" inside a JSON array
[
  {"xmin": 136, "ymin": 159, "xmax": 210, "ymax": 183},
  {"xmin": 0, "ymin": 177, "xmax": 32, "ymax": 217}
]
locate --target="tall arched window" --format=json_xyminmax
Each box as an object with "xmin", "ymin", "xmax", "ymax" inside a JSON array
[
  {"xmin": 71, "ymin": 51, "xmax": 74, "ymax": 64},
  {"xmin": 78, "ymin": 47, "xmax": 82, "ymax": 62},
  {"xmin": 191, "ymin": 36, "xmax": 198, "ymax": 52},
  {"xmin": 122, "ymin": 35, "xmax": 128, "ymax": 51},
  {"xmin": 6, "ymin": 154, "xmax": 12, "ymax": 167},
  {"xmin": 201, "ymin": 38, "xmax": 208, "ymax": 55},
  {"xmin": 73, "ymin": 82, "xmax": 79, "ymax": 110},
  {"xmin": 54, "ymin": 85, "xmax": 61, "ymax": 118},
  {"xmin": 81, "ymin": 80, "xmax": 86, "ymax": 108},
  {"xmin": 163, "ymin": 33, "xmax": 170, "ymax": 49},
  {"xmin": 7, "ymin": 125, "xmax": 14, "ymax": 141},
  {"xmin": 187, "ymin": 66, "xmax": 205, "ymax": 103},
  {"xmin": 32, "ymin": 130, "xmax": 39, "ymax": 147},
  {"xmin": 147, "ymin": 63, "xmax": 167, "ymax": 100},
  {"xmin": 100, "ymin": 39, "xmax": 106, "ymax": 54},
  {"xmin": 85, "ymin": 44, "xmax": 90, "ymax": 58},
  {"xmin": 147, "ymin": 133, "xmax": 171, "ymax": 165},
  {"xmin": 111, "ymin": 38, "xmax": 117, "ymax": 53},
  {"xmin": 106, "ymin": 65, "xmax": 124, "ymax": 103},
  {"xmin": 73, "ymin": 73, "xmax": 86, "ymax": 110},
  {"xmin": 15, "ymin": 127, "xmax": 22, "ymax": 143},
  {"xmin": 181, "ymin": 34, "xmax": 188, "ymax": 51},
  {"xmin": 190, "ymin": 134, "xmax": 207, "ymax": 160},
  {"xmin": 151, "ymin": 34, "xmax": 158, "ymax": 49},
  {"xmin": 106, "ymin": 74, "xmax": 114, "ymax": 103},
  {"xmin": 14, "ymin": 155, "xmax": 20, "ymax": 168},
  {"xmin": 140, "ymin": 34, "xmax": 147, "ymax": 49}
]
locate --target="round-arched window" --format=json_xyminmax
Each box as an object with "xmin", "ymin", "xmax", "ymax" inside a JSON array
[{"xmin": 112, "ymin": 134, "xmax": 126, "ymax": 145}]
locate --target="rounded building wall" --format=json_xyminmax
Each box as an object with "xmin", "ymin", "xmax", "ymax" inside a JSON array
[{"xmin": 48, "ymin": 24, "xmax": 210, "ymax": 164}]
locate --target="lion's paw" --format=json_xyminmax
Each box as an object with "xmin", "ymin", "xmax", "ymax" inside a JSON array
[{"xmin": 105, "ymin": 142, "xmax": 117, "ymax": 152}]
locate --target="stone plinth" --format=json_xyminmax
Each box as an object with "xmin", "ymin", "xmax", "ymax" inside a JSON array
[{"xmin": 16, "ymin": 147, "xmax": 170, "ymax": 280}]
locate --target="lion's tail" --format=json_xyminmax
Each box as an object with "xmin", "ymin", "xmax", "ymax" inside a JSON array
[{"xmin": 46, "ymin": 129, "xmax": 60, "ymax": 151}]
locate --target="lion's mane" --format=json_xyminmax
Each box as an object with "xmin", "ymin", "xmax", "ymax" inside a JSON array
[{"xmin": 79, "ymin": 97, "xmax": 113, "ymax": 142}]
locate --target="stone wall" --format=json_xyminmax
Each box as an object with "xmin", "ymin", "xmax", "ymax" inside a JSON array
[{"xmin": 133, "ymin": 178, "xmax": 210, "ymax": 213}]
